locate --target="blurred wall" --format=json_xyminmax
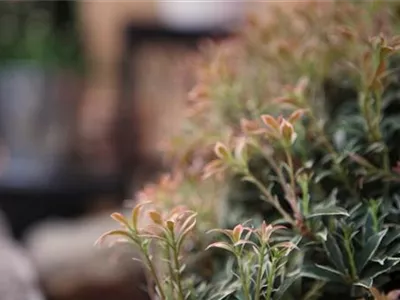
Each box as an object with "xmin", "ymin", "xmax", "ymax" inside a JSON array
[{"xmin": 77, "ymin": 1, "xmax": 257, "ymax": 172}]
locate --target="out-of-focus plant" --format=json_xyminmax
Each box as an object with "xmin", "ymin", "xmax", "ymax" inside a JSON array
[
  {"xmin": 96, "ymin": 202, "xmax": 299, "ymax": 300},
  {"xmin": 96, "ymin": 203, "xmax": 197, "ymax": 300},
  {"xmin": 0, "ymin": 2, "xmax": 83, "ymax": 70},
  {"xmin": 129, "ymin": 171, "xmax": 222, "ymax": 251},
  {"xmin": 98, "ymin": 1, "xmax": 400, "ymax": 299},
  {"xmin": 206, "ymin": 222, "xmax": 298, "ymax": 300}
]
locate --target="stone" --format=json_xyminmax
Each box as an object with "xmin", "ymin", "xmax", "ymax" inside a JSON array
[{"xmin": 0, "ymin": 210, "xmax": 44, "ymax": 300}]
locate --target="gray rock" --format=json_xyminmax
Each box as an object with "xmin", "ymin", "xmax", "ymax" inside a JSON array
[{"xmin": 0, "ymin": 211, "xmax": 44, "ymax": 300}]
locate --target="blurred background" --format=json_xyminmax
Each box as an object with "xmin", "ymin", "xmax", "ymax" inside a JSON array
[{"xmin": 0, "ymin": 1, "xmax": 266, "ymax": 300}]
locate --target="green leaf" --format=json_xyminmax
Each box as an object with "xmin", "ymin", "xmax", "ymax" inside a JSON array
[
  {"xmin": 215, "ymin": 142, "xmax": 231, "ymax": 161},
  {"xmin": 364, "ymin": 212, "xmax": 375, "ymax": 243},
  {"xmin": 349, "ymin": 203, "xmax": 364, "ymax": 217},
  {"xmin": 325, "ymin": 189, "xmax": 339, "ymax": 207},
  {"xmin": 381, "ymin": 228, "xmax": 400, "ymax": 247},
  {"xmin": 371, "ymin": 257, "xmax": 387, "ymax": 265},
  {"xmin": 323, "ymin": 233, "xmax": 347, "ymax": 275},
  {"xmin": 354, "ymin": 278, "xmax": 373, "ymax": 289},
  {"xmin": 206, "ymin": 242, "xmax": 235, "ymax": 254},
  {"xmin": 366, "ymin": 142, "xmax": 385, "ymax": 154},
  {"xmin": 362, "ymin": 258, "xmax": 400, "ymax": 279},
  {"xmin": 274, "ymin": 273, "xmax": 301, "ymax": 300},
  {"xmin": 348, "ymin": 153, "xmax": 377, "ymax": 170},
  {"xmin": 349, "ymin": 204, "xmax": 369, "ymax": 230},
  {"xmin": 301, "ymin": 264, "xmax": 345, "ymax": 283},
  {"xmin": 386, "ymin": 241, "xmax": 400, "ymax": 257},
  {"xmin": 356, "ymin": 228, "xmax": 388, "ymax": 273},
  {"xmin": 307, "ymin": 207, "xmax": 349, "ymax": 219},
  {"xmin": 314, "ymin": 170, "xmax": 333, "ymax": 183},
  {"xmin": 316, "ymin": 228, "xmax": 328, "ymax": 242},
  {"xmin": 234, "ymin": 239, "xmax": 257, "ymax": 247}
]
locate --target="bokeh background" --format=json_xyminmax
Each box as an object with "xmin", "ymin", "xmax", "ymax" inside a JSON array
[{"xmin": 0, "ymin": 1, "xmax": 279, "ymax": 300}]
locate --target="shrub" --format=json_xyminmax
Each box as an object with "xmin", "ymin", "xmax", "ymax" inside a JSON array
[{"xmin": 98, "ymin": 2, "xmax": 400, "ymax": 299}]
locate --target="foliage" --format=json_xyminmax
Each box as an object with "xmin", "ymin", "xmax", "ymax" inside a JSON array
[
  {"xmin": 0, "ymin": 1, "xmax": 83, "ymax": 70},
  {"xmin": 99, "ymin": 1, "xmax": 400, "ymax": 300},
  {"xmin": 96, "ymin": 203, "xmax": 197, "ymax": 300}
]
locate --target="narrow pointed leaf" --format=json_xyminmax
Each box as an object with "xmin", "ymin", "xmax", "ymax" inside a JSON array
[
  {"xmin": 301, "ymin": 264, "xmax": 345, "ymax": 283},
  {"xmin": 371, "ymin": 256, "xmax": 387, "ymax": 265},
  {"xmin": 362, "ymin": 258, "xmax": 400, "ymax": 279},
  {"xmin": 323, "ymin": 233, "xmax": 347, "ymax": 275},
  {"xmin": 206, "ymin": 242, "xmax": 235, "ymax": 254},
  {"xmin": 178, "ymin": 212, "xmax": 197, "ymax": 234},
  {"xmin": 95, "ymin": 229, "xmax": 133, "ymax": 246},
  {"xmin": 381, "ymin": 228, "xmax": 400, "ymax": 247},
  {"xmin": 274, "ymin": 273, "xmax": 301, "ymax": 300},
  {"xmin": 148, "ymin": 210, "xmax": 163, "ymax": 225},
  {"xmin": 177, "ymin": 219, "xmax": 197, "ymax": 250},
  {"xmin": 356, "ymin": 229, "xmax": 388, "ymax": 273},
  {"xmin": 316, "ymin": 228, "xmax": 328, "ymax": 241},
  {"xmin": 234, "ymin": 240, "xmax": 257, "ymax": 247},
  {"xmin": 207, "ymin": 228, "xmax": 235, "ymax": 243},
  {"xmin": 139, "ymin": 234, "xmax": 167, "ymax": 243},
  {"xmin": 131, "ymin": 201, "xmax": 152, "ymax": 230},
  {"xmin": 214, "ymin": 142, "xmax": 231, "ymax": 160},
  {"xmin": 307, "ymin": 207, "xmax": 349, "ymax": 219},
  {"xmin": 111, "ymin": 213, "xmax": 131, "ymax": 228},
  {"xmin": 354, "ymin": 278, "xmax": 373, "ymax": 289},
  {"xmin": 386, "ymin": 241, "xmax": 400, "ymax": 257}
]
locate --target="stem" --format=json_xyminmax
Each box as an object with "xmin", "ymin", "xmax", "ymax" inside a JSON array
[
  {"xmin": 257, "ymin": 151, "xmax": 299, "ymax": 224},
  {"xmin": 343, "ymin": 232, "xmax": 358, "ymax": 281},
  {"xmin": 302, "ymin": 281, "xmax": 326, "ymax": 300},
  {"xmin": 371, "ymin": 211, "xmax": 379, "ymax": 233},
  {"xmin": 172, "ymin": 249, "xmax": 185, "ymax": 300},
  {"xmin": 265, "ymin": 259, "xmax": 277, "ymax": 300},
  {"xmin": 164, "ymin": 244, "xmax": 175, "ymax": 298},
  {"xmin": 237, "ymin": 254, "xmax": 251, "ymax": 300},
  {"xmin": 143, "ymin": 252, "xmax": 167, "ymax": 300},
  {"xmin": 283, "ymin": 148, "xmax": 302, "ymax": 219},
  {"xmin": 284, "ymin": 149, "xmax": 295, "ymax": 191},
  {"xmin": 299, "ymin": 177, "xmax": 311, "ymax": 230},
  {"xmin": 255, "ymin": 244, "xmax": 266, "ymax": 300},
  {"xmin": 360, "ymin": 64, "xmax": 392, "ymax": 197},
  {"xmin": 373, "ymin": 90, "xmax": 386, "ymax": 141},
  {"xmin": 360, "ymin": 91, "xmax": 380, "ymax": 142},
  {"xmin": 301, "ymin": 181, "xmax": 310, "ymax": 216},
  {"xmin": 382, "ymin": 146, "xmax": 391, "ymax": 197},
  {"xmin": 143, "ymin": 268, "xmax": 156, "ymax": 300},
  {"xmin": 374, "ymin": 89, "xmax": 391, "ymax": 197},
  {"xmin": 250, "ymin": 176, "xmax": 295, "ymax": 225},
  {"xmin": 171, "ymin": 231, "xmax": 185, "ymax": 300}
]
